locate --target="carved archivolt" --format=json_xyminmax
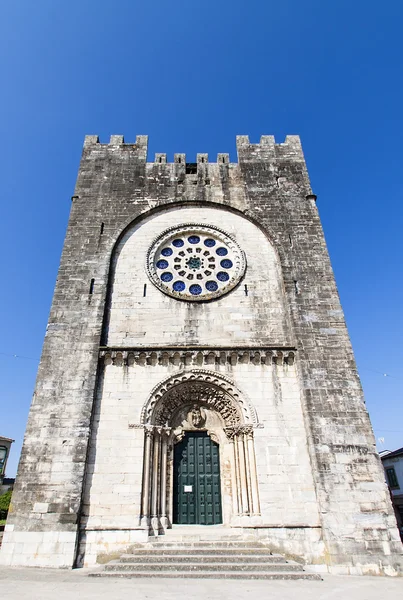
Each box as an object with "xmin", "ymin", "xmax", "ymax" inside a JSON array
[
  {"xmin": 138, "ymin": 370, "xmax": 262, "ymax": 532},
  {"xmin": 140, "ymin": 369, "xmax": 258, "ymax": 428}
]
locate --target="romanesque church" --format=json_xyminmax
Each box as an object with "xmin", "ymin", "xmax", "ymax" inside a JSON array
[{"xmin": 1, "ymin": 134, "xmax": 401, "ymax": 575}]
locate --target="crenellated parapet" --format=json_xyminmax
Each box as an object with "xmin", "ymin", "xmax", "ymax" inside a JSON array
[
  {"xmin": 236, "ymin": 134, "xmax": 305, "ymax": 162},
  {"xmin": 82, "ymin": 134, "xmax": 149, "ymax": 163},
  {"xmin": 82, "ymin": 134, "xmax": 304, "ymax": 164}
]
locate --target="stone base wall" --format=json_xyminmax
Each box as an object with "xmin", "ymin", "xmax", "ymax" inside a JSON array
[
  {"xmin": 80, "ymin": 525, "xmax": 402, "ymax": 574},
  {"xmin": 78, "ymin": 528, "xmax": 149, "ymax": 567},
  {"xmin": 244, "ymin": 526, "xmax": 326, "ymax": 565},
  {"xmin": 2, "ymin": 522, "xmax": 401, "ymax": 574},
  {"xmin": 0, "ymin": 527, "xmax": 77, "ymax": 567}
]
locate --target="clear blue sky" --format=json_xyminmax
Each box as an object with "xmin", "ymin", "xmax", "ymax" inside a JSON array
[{"xmin": 1, "ymin": 1, "xmax": 402, "ymax": 477}]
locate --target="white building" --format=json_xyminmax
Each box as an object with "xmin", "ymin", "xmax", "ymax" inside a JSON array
[
  {"xmin": 381, "ymin": 448, "xmax": 403, "ymax": 529},
  {"xmin": 0, "ymin": 436, "xmax": 14, "ymax": 495}
]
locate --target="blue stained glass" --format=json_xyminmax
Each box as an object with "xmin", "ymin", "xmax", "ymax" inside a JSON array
[
  {"xmin": 220, "ymin": 259, "xmax": 233, "ymax": 269},
  {"xmin": 216, "ymin": 247, "xmax": 228, "ymax": 256},
  {"xmin": 188, "ymin": 235, "xmax": 200, "ymax": 244},
  {"xmin": 217, "ymin": 272, "xmax": 229, "ymax": 282},
  {"xmin": 173, "ymin": 281, "xmax": 185, "ymax": 292},
  {"xmin": 206, "ymin": 281, "xmax": 218, "ymax": 292},
  {"xmin": 156, "ymin": 259, "xmax": 169, "ymax": 269},
  {"xmin": 204, "ymin": 238, "xmax": 216, "ymax": 247},
  {"xmin": 172, "ymin": 239, "xmax": 184, "ymax": 247},
  {"xmin": 161, "ymin": 247, "xmax": 173, "ymax": 256},
  {"xmin": 161, "ymin": 272, "xmax": 173, "ymax": 282},
  {"xmin": 189, "ymin": 284, "xmax": 202, "ymax": 295}
]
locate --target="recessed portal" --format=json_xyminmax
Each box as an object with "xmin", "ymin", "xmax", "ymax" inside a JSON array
[
  {"xmin": 139, "ymin": 370, "xmax": 261, "ymax": 533},
  {"xmin": 173, "ymin": 431, "xmax": 222, "ymax": 525}
]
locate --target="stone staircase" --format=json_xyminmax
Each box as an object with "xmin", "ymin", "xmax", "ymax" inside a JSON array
[{"xmin": 90, "ymin": 533, "xmax": 321, "ymax": 580}]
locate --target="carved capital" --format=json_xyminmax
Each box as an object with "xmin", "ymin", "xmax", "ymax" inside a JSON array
[
  {"xmin": 224, "ymin": 425, "xmax": 254, "ymax": 440},
  {"xmin": 144, "ymin": 426, "xmax": 154, "ymax": 440},
  {"xmin": 224, "ymin": 427, "xmax": 238, "ymax": 440}
]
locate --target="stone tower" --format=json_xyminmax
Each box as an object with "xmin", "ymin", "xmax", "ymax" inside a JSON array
[{"xmin": 1, "ymin": 135, "xmax": 402, "ymax": 574}]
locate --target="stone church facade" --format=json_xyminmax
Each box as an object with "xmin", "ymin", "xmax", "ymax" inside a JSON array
[{"xmin": 1, "ymin": 135, "xmax": 402, "ymax": 574}]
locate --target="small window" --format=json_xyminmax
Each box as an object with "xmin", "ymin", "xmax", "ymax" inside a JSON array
[
  {"xmin": 185, "ymin": 163, "xmax": 197, "ymax": 174},
  {"xmin": 386, "ymin": 467, "xmax": 399, "ymax": 489},
  {"xmin": 0, "ymin": 446, "xmax": 7, "ymax": 474}
]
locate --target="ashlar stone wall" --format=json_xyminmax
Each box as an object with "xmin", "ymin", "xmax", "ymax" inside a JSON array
[
  {"xmin": 1, "ymin": 134, "xmax": 401, "ymax": 574},
  {"xmin": 79, "ymin": 353, "xmax": 320, "ymax": 565},
  {"xmin": 106, "ymin": 206, "xmax": 293, "ymax": 347}
]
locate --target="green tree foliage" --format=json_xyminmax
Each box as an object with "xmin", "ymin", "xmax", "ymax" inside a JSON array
[{"xmin": 0, "ymin": 490, "xmax": 12, "ymax": 518}]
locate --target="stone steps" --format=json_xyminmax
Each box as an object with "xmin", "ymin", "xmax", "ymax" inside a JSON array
[
  {"xmin": 91, "ymin": 571, "xmax": 321, "ymax": 580},
  {"xmin": 90, "ymin": 539, "xmax": 321, "ymax": 580},
  {"xmin": 122, "ymin": 548, "xmax": 276, "ymax": 560},
  {"xmin": 119, "ymin": 552, "xmax": 284, "ymax": 562},
  {"xmin": 146, "ymin": 541, "xmax": 269, "ymax": 548},
  {"xmin": 104, "ymin": 561, "xmax": 303, "ymax": 572},
  {"xmin": 150, "ymin": 528, "xmax": 248, "ymax": 543}
]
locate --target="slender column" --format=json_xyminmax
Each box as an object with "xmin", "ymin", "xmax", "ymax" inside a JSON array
[
  {"xmin": 236, "ymin": 433, "xmax": 249, "ymax": 515},
  {"xmin": 151, "ymin": 428, "xmax": 161, "ymax": 534},
  {"xmin": 243, "ymin": 430, "xmax": 253, "ymax": 515},
  {"xmin": 233, "ymin": 433, "xmax": 242, "ymax": 516},
  {"xmin": 159, "ymin": 429, "xmax": 169, "ymax": 531},
  {"xmin": 247, "ymin": 430, "xmax": 261, "ymax": 516},
  {"xmin": 140, "ymin": 427, "xmax": 153, "ymax": 528},
  {"xmin": 168, "ymin": 441, "xmax": 174, "ymax": 527},
  {"xmin": 228, "ymin": 433, "xmax": 239, "ymax": 519}
]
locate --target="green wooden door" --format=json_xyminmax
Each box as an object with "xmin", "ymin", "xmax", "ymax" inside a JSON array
[{"xmin": 173, "ymin": 431, "xmax": 222, "ymax": 525}]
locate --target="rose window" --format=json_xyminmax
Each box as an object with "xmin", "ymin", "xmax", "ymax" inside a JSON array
[{"xmin": 146, "ymin": 224, "xmax": 246, "ymax": 301}]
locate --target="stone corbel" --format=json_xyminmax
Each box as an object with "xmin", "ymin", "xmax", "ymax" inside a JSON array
[{"xmin": 99, "ymin": 348, "xmax": 296, "ymax": 368}]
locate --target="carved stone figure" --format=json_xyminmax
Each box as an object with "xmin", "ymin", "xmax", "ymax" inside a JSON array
[{"xmin": 188, "ymin": 404, "xmax": 206, "ymax": 428}]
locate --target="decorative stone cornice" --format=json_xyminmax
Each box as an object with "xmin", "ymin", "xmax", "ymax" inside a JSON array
[
  {"xmin": 128, "ymin": 424, "xmax": 172, "ymax": 433},
  {"xmin": 99, "ymin": 348, "xmax": 296, "ymax": 367},
  {"xmin": 128, "ymin": 423, "xmax": 261, "ymax": 435}
]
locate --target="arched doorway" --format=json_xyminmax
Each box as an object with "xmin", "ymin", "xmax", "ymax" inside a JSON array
[{"xmin": 139, "ymin": 370, "xmax": 261, "ymax": 534}]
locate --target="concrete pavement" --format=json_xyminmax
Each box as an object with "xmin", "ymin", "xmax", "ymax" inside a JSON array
[{"xmin": 0, "ymin": 566, "xmax": 402, "ymax": 600}]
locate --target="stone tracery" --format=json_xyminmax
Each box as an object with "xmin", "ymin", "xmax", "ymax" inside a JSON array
[{"xmin": 146, "ymin": 223, "xmax": 246, "ymax": 301}]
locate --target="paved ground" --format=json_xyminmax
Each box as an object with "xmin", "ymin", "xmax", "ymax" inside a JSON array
[{"xmin": 0, "ymin": 566, "xmax": 402, "ymax": 600}]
